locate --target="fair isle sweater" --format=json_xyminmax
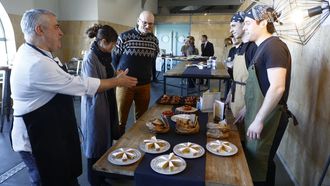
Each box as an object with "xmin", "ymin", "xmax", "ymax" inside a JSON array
[{"xmin": 112, "ymin": 28, "xmax": 159, "ymax": 85}]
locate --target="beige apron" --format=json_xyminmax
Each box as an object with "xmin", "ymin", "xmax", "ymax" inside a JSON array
[{"xmin": 230, "ymin": 54, "xmax": 249, "ymax": 118}]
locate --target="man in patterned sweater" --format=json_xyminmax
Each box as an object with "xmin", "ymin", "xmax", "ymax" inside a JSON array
[{"xmin": 112, "ymin": 10, "xmax": 159, "ymax": 134}]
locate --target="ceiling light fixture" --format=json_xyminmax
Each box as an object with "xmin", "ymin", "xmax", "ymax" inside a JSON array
[{"xmin": 273, "ymin": 0, "xmax": 330, "ymax": 45}]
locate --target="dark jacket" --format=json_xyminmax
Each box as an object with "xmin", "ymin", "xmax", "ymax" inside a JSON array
[{"xmin": 201, "ymin": 41, "xmax": 214, "ymax": 57}]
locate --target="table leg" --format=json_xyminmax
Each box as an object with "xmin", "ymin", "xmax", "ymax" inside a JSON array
[
  {"xmin": 185, "ymin": 78, "xmax": 188, "ymax": 96},
  {"xmin": 163, "ymin": 77, "xmax": 167, "ymax": 95},
  {"xmin": 161, "ymin": 58, "xmax": 165, "ymax": 73},
  {"xmin": 218, "ymin": 79, "xmax": 222, "ymax": 92},
  {"xmin": 180, "ymin": 79, "xmax": 184, "ymax": 96},
  {"xmin": 198, "ymin": 83, "xmax": 201, "ymax": 96}
]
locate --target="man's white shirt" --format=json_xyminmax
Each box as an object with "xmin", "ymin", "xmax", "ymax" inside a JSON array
[{"xmin": 10, "ymin": 43, "xmax": 100, "ymax": 152}]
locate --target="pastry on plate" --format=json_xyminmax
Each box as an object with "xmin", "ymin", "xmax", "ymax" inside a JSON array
[
  {"xmin": 209, "ymin": 140, "xmax": 233, "ymax": 153},
  {"xmin": 146, "ymin": 117, "xmax": 170, "ymax": 133},
  {"xmin": 143, "ymin": 136, "xmax": 166, "ymax": 151},
  {"xmin": 157, "ymin": 153, "xmax": 182, "ymax": 171},
  {"xmin": 162, "ymin": 110, "xmax": 174, "ymax": 117},
  {"xmin": 207, "ymin": 121, "xmax": 230, "ymax": 139},
  {"xmin": 112, "ymin": 148, "xmax": 136, "ymax": 162},
  {"xmin": 178, "ymin": 142, "xmax": 200, "ymax": 156},
  {"xmin": 175, "ymin": 114, "xmax": 199, "ymax": 134}
]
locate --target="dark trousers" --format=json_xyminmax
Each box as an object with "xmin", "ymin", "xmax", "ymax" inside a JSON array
[
  {"xmin": 19, "ymin": 151, "xmax": 80, "ymax": 186},
  {"xmin": 254, "ymin": 111, "xmax": 289, "ymax": 186},
  {"xmin": 88, "ymin": 158, "xmax": 109, "ymax": 186},
  {"xmin": 19, "ymin": 151, "xmax": 41, "ymax": 186}
]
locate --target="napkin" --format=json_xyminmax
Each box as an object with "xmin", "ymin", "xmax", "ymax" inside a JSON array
[
  {"xmin": 143, "ymin": 136, "xmax": 166, "ymax": 151},
  {"xmin": 112, "ymin": 148, "xmax": 136, "ymax": 161},
  {"xmin": 207, "ymin": 120, "xmax": 229, "ymax": 132},
  {"xmin": 178, "ymin": 142, "xmax": 200, "ymax": 156},
  {"xmin": 157, "ymin": 153, "xmax": 182, "ymax": 171},
  {"xmin": 213, "ymin": 100, "xmax": 225, "ymax": 121},
  {"xmin": 209, "ymin": 140, "xmax": 232, "ymax": 153}
]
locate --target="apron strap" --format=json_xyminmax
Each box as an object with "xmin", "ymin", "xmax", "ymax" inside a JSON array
[
  {"xmin": 281, "ymin": 104, "xmax": 299, "ymax": 126},
  {"xmin": 234, "ymin": 80, "xmax": 246, "ymax": 85},
  {"xmin": 231, "ymin": 81, "xmax": 246, "ymax": 102}
]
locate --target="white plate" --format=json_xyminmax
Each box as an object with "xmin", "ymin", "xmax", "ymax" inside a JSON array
[
  {"xmin": 139, "ymin": 139, "xmax": 171, "ymax": 154},
  {"xmin": 171, "ymin": 114, "xmax": 191, "ymax": 122},
  {"xmin": 150, "ymin": 154, "xmax": 186, "ymax": 175},
  {"xmin": 173, "ymin": 142, "xmax": 205, "ymax": 159},
  {"xmin": 206, "ymin": 140, "xmax": 238, "ymax": 156},
  {"xmin": 107, "ymin": 148, "xmax": 141, "ymax": 166},
  {"xmin": 175, "ymin": 106, "xmax": 198, "ymax": 113}
]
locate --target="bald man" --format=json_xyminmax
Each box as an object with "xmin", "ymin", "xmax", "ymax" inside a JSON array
[{"xmin": 112, "ymin": 11, "xmax": 159, "ymax": 134}]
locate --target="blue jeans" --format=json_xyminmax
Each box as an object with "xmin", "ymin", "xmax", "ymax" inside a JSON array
[{"xmin": 19, "ymin": 151, "xmax": 41, "ymax": 186}]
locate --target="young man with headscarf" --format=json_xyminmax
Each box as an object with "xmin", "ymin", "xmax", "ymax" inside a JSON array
[
  {"xmin": 227, "ymin": 11, "xmax": 257, "ymax": 133},
  {"xmin": 241, "ymin": 5, "xmax": 297, "ymax": 186}
]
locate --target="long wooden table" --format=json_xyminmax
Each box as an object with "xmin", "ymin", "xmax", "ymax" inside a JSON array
[
  {"xmin": 163, "ymin": 61, "xmax": 230, "ymax": 95},
  {"xmin": 94, "ymin": 104, "xmax": 253, "ymax": 186}
]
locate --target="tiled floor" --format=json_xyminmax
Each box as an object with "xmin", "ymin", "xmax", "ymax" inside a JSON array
[{"xmin": 0, "ymin": 73, "xmax": 294, "ymax": 186}]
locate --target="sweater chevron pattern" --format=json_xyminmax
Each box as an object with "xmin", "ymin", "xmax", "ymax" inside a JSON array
[{"xmin": 112, "ymin": 28, "xmax": 159, "ymax": 85}]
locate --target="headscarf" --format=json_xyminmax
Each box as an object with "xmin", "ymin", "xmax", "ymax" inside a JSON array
[
  {"xmin": 245, "ymin": 5, "xmax": 279, "ymax": 23},
  {"xmin": 231, "ymin": 11, "xmax": 245, "ymax": 23}
]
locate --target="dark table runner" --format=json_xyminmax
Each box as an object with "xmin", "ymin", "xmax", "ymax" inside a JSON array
[
  {"xmin": 182, "ymin": 66, "xmax": 211, "ymax": 78},
  {"xmin": 134, "ymin": 111, "xmax": 208, "ymax": 186}
]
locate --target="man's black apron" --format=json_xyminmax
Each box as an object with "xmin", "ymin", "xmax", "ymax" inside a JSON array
[{"xmin": 21, "ymin": 44, "xmax": 82, "ymax": 185}]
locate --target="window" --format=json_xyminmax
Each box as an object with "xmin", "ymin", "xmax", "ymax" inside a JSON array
[{"xmin": 0, "ymin": 3, "xmax": 16, "ymax": 66}]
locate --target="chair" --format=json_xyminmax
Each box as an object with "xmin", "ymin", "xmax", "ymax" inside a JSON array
[{"xmin": 67, "ymin": 58, "xmax": 82, "ymax": 76}]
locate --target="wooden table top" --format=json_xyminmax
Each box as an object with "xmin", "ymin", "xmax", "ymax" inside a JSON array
[
  {"xmin": 163, "ymin": 61, "xmax": 230, "ymax": 79},
  {"xmin": 94, "ymin": 104, "xmax": 253, "ymax": 186}
]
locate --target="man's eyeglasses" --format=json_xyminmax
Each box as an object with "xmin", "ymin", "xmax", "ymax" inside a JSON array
[{"xmin": 139, "ymin": 19, "xmax": 154, "ymax": 26}]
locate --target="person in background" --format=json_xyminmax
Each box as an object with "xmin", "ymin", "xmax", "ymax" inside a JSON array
[
  {"xmin": 112, "ymin": 11, "xmax": 159, "ymax": 134},
  {"xmin": 181, "ymin": 36, "xmax": 199, "ymax": 57},
  {"xmin": 200, "ymin": 34, "xmax": 215, "ymax": 85},
  {"xmin": 240, "ymin": 5, "xmax": 297, "ymax": 185},
  {"xmin": 224, "ymin": 36, "xmax": 233, "ymax": 48},
  {"xmin": 182, "ymin": 36, "xmax": 199, "ymax": 88},
  {"xmin": 201, "ymin": 34, "xmax": 214, "ymax": 57},
  {"xmin": 82, "ymin": 24, "xmax": 135, "ymax": 186},
  {"xmin": 186, "ymin": 36, "xmax": 199, "ymax": 56},
  {"xmin": 10, "ymin": 9, "xmax": 137, "ymax": 186},
  {"xmin": 180, "ymin": 37, "xmax": 190, "ymax": 56}
]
